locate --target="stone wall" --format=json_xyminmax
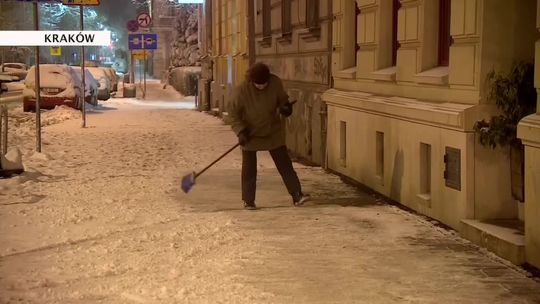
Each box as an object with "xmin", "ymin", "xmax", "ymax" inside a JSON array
[{"xmin": 170, "ymin": 4, "xmax": 201, "ymax": 68}]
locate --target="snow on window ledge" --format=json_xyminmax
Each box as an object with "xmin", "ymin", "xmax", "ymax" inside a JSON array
[
  {"xmin": 370, "ymin": 66, "xmax": 397, "ymax": 82},
  {"xmin": 334, "ymin": 67, "xmax": 356, "ymax": 79},
  {"xmin": 413, "ymin": 66, "xmax": 449, "ymax": 86}
]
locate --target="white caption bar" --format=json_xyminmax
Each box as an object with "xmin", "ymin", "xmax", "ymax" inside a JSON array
[{"xmin": 0, "ymin": 31, "xmax": 111, "ymax": 46}]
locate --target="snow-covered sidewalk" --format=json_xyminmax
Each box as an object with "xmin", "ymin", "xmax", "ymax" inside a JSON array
[{"xmin": 1, "ymin": 83, "xmax": 539, "ymax": 303}]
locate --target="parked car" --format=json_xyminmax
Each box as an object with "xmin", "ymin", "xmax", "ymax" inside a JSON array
[
  {"xmin": 0, "ymin": 74, "xmax": 20, "ymax": 94},
  {"xmin": 103, "ymin": 67, "xmax": 118, "ymax": 92},
  {"xmin": 86, "ymin": 67, "xmax": 111, "ymax": 100},
  {"xmin": 0, "ymin": 63, "xmax": 28, "ymax": 80},
  {"xmin": 71, "ymin": 66, "xmax": 99, "ymax": 106},
  {"xmin": 23, "ymin": 64, "xmax": 82, "ymax": 112}
]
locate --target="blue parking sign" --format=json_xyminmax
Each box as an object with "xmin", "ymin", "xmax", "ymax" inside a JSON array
[{"xmin": 128, "ymin": 33, "xmax": 157, "ymax": 50}]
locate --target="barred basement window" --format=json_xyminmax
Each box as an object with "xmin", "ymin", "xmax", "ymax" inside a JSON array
[
  {"xmin": 419, "ymin": 143, "xmax": 432, "ymax": 197},
  {"xmin": 376, "ymin": 131, "xmax": 384, "ymax": 181},
  {"xmin": 340, "ymin": 121, "xmax": 347, "ymax": 167}
]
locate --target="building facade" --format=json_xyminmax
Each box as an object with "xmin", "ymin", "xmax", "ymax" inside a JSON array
[
  {"xmin": 204, "ymin": 0, "xmax": 540, "ymax": 268},
  {"xmin": 326, "ymin": 0, "xmax": 539, "ymax": 267},
  {"xmin": 209, "ymin": 0, "xmax": 251, "ymax": 115},
  {"xmin": 517, "ymin": 0, "xmax": 540, "ymax": 270},
  {"xmin": 207, "ymin": 0, "xmax": 332, "ymax": 166},
  {"xmin": 152, "ymin": 0, "xmax": 177, "ymax": 79},
  {"xmin": 252, "ymin": 0, "xmax": 333, "ymax": 165}
]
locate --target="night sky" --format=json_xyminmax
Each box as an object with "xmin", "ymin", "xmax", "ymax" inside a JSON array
[
  {"xmin": 94, "ymin": 0, "xmax": 145, "ymax": 53},
  {"xmin": 95, "ymin": 0, "xmax": 139, "ymax": 34}
]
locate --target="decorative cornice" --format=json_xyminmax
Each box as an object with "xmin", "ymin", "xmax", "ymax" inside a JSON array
[
  {"xmin": 322, "ymin": 89, "xmax": 479, "ymax": 131},
  {"xmin": 518, "ymin": 114, "xmax": 540, "ymax": 148}
]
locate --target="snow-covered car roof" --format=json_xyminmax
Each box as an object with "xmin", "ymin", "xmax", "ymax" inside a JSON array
[{"xmin": 24, "ymin": 64, "xmax": 79, "ymax": 98}]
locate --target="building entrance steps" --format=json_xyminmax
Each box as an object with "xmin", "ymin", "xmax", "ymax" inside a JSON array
[{"xmin": 461, "ymin": 219, "xmax": 525, "ymax": 265}]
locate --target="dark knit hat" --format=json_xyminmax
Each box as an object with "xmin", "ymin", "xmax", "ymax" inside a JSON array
[{"xmin": 248, "ymin": 62, "xmax": 270, "ymax": 84}]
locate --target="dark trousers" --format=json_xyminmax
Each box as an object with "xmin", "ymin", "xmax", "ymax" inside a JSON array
[{"xmin": 242, "ymin": 145, "xmax": 302, "ymax": 203}]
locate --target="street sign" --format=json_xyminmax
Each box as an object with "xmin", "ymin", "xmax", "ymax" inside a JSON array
[
  {"xmin": 127, "ymin": 20, "xmax": 139, "ymax": 32},
  {"xmin": 132, "ymin": 50, "xmax": 151, "ymax": 60},
  {"xmin": 62, "ymin": 0, "xmax": 100, "ymax": 5},
  {"xmin": 136, "ymin": 12, "xmax": 152, "ymax": 28},
  {"xmin": 50, "ymin": 46, "xmax": 61, "ymax": 56},
  {"xmin": 128, "ymin": 33, "xmax": 158, "ymax": 50}
]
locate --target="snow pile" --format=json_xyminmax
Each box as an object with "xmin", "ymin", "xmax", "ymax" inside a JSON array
[
  {"xmin": 0, "ymin": 147, "xmax": 23, "ymax": 170},
  {"xmin": 41, "ymin": 106, "xmax": 81, "ymax": 126},
  {"xmin": 6, "ymin": 106, "xmax": 81, "ymax": 147}
]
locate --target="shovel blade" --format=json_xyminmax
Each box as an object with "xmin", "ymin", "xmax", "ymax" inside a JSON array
[{"xmin": 181, "ymin": 172, "xmax": 196, "ymax": 193}]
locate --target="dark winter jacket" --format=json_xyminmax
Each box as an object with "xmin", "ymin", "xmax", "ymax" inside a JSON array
[{"xmin": 228, "ymin": 74, "xmax": 290, "ymax": 151}]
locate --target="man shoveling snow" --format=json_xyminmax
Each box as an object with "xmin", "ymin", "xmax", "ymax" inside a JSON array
[{"xmin": 227, "ymin": 63, "xmax": 309, "ymax": 210}]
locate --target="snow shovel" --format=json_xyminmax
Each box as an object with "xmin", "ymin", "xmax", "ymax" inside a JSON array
[{"xmin": 181, "ymin": 143, "xmax": 240, "ymax": 193}]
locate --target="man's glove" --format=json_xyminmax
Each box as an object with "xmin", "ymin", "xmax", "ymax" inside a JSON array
[
  {"xmin": 279, "ymin": 100, "xmax": 296, "ymax": 117},
  {"xmin": 237, "ymin": 129, "xmax": 250, "ymax": 146}
]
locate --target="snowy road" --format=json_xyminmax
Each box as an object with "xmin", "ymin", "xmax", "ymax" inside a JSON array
[{"xmin": 1, "ymin": 81, "xmax": 540, "ymax": 303}]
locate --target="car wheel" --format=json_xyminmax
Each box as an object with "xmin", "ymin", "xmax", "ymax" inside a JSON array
[{"xmin": 23, "ymin": 103, "xmax": 31, "ymax": 112}]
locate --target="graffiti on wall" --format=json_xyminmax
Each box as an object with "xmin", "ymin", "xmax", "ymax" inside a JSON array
[{"xmin": 263, "ymin": 55, "xmax": 329, "ymax": 85}]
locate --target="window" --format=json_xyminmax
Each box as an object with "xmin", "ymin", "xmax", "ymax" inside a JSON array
[
  {"xmin": 376, "ymin": 132, "xmax": 384, "ymax": 180},
  {"xmin": 282, "ymin": 0, "xmax": 292, "ymax": 36},
  {"xmin": 438, "ymin": 0, "xmax": 451, "ymax": 66},
  {"xmin": 340, "ymin": 121, "xmax": 347, "ymax": 166},
  {"xmin": 262, "ymin": 0, "xmax": 271, "ymax": 38},
  {"xmin": 299, "ymin": 0, "xmax": 321, "ymax": 41},
  {"xmin": 258, "ymin": 0, "xmax": 272, "ymax": 47},
  {"xmin": 392, "ymin": 0, "xmax": 401, "ymax": 66},
  {"xmin": 420, "ymin": 143, "xmax": 431, "ymax": 196},
  {"xmin": 278, "ymin": 0, "xmax": 292, "ymax": 44},
  {"xmin": 306, "ymin": 0, "xmax": 319, "ymax": 29}
]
